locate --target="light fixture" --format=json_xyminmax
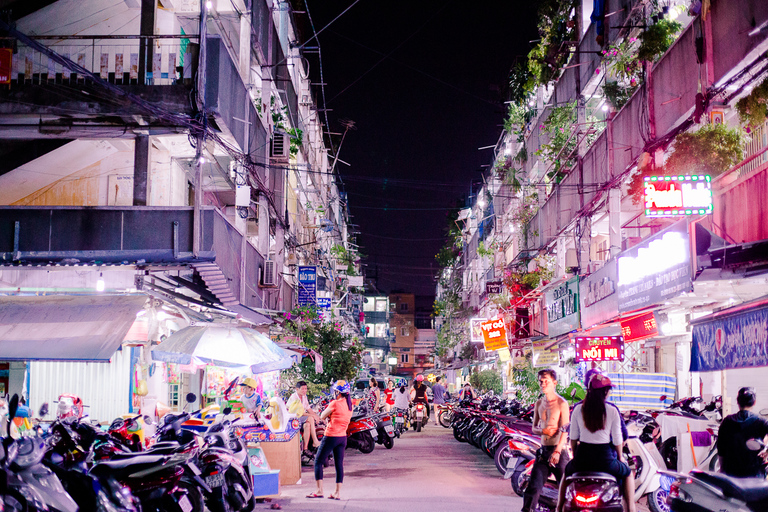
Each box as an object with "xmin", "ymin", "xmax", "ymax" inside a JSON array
[
  {"xmin": 529, "ymin": 99, "xmax": 535, "ymax": 107},
  {"xmin": 660, "ymin": 322, "xmax": 672, "ymax": 335},
  {"xmin": 198, "ymin": 156, "xmax": 205, "ymax": 164},
  {"xmin": 504, "ymin": 146, "xmax": 511, "ymax": 156},
  {"xmin": 206, "ymin": 0, "xmax": 213, "ymax": 9},
  {"xmin": 601, "ymin": 103, "xmax": 609, "ymax": 112},
  {"xmin": 96, "ymin": 272, "xmax": 105, "ymax": 292},
  {"xmin": 478, "ymin": 197, "xmax": 486, "ymax": 209}
]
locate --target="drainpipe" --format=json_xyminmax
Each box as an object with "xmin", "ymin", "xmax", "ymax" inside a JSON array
[{"xmin": 193, "ymin": 0, "xmax": 209, "ymax": 258}]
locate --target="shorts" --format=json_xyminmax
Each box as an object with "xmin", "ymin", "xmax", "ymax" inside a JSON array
[
  {"xmin": 299, "ymin": 416, "xmax": 309, "ymax": 428},
  {"xmin": 565, "ymin": 442, "xmax": 631, "ymax": 480}
]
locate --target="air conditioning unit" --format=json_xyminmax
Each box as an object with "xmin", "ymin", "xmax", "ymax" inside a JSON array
[
  {"xmin": 270, "ymin": 133, "xmax": 289, "ymax": 160},
  {"xmin": 260, "ymin": 260, "xmax": 277, "ymax": 287}
]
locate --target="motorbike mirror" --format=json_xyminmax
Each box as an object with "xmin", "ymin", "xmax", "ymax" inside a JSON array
[
  {"xmin": 760, "ymin": 408, "xmax": 768, "ymax": 418},
  {"xmin": 186, "ymin": 393, "xmax": 197, "ymax": 404},
  {"xmin": 143, "ymin": 415, "xmax": 154, "ymax": 425},
  {"xmin": 223, "ymin": 407, "xmax": 232, "ymax": 415},
  {"xmin": 39, "ymin": 403, "xmax": 49, "ymax": 417},
  {"xmin": 746, "ymin": 439, "xmax": 763, "ymax": 451}
]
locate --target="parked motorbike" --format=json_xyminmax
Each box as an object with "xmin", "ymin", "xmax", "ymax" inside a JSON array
[
  {"xmin": 346, "ymin": 409, "xmax": 377, "ymax": 454},
  {"xmin": 0, "ymin": 434, "xmax": 49, "ymax": 512},
  {"xmin": 436, "ymin": 400, "xmax": 456, "ymax": 428},
  {"xmin": 371, "ymin": 412, "xmax": 395, "ymax": 449},
  {"xmin": 561, "ymin": 472, "xmax": 624, "ymax": 512}
]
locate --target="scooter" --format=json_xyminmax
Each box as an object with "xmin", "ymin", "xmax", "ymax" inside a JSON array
[
  {"xmin": 391, "ymin": 407, "xmax": 409, "ymax": 437},
  {"xmin": 664, "ymin": 438, "xmax": 768, "ymax": 512},
  {"xmin": 411, "ymin": 402, "xmax": 428, "ymax": 432},
  {"xmin": 346, "ymin": 411, "xmax": 377, "ymax": 454},
  {"xmin": 371, "ymin": 412, "xmax": 395, "ymax": 449}
]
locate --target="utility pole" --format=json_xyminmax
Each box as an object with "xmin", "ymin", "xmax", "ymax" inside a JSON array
[
  {"xmin": 329, "ymin": 119, "xmax": 356, "ymax": 174},
  {"xmin": 193, "ymin": 0, "xmax": 209, "ymax": 257}
]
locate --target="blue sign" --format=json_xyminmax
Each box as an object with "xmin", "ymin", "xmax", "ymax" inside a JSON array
[
  {"xmin": 297, "ymin": 266, "xmax": 317, "ymax": 306},
  {"xmin": 317, "ymin": 298, "xmax": 332, "ymax": 309},
  {"xmin": 691, "ymin": 304, "xmax": 768, "ymax": 372}
]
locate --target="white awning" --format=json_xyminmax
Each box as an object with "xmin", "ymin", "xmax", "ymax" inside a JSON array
[{"xmin": 0, "ymin": 294, "xmax": 146, "ymax": 361}]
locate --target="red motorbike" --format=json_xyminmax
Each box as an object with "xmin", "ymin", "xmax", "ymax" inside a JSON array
[{"xmin": 346, "ymin": 413, "xmax": 377, "ymax": 453}]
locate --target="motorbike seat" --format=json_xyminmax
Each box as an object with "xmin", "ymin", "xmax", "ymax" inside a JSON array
[
  {"xmin": 566, "ymin": 472, "xmax": 617, "ymax": 483},
  {"xmin": 90, "ymin": 454, "xmax": 171, "ymax": 479},
  {"xmin": 695, "ymin": 471, "xmax": 768, "ymax": 503}
]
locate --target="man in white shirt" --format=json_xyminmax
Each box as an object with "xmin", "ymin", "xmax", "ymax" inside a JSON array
[{"xmin": 287, "ymin": 381, "xmax": 321, "ymax": 454}]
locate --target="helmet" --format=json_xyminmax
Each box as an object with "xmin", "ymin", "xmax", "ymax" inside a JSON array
[
  {"xmin": 415, "ymin": 375, "xmax": 424, "ymax": 382},
  {"xmin": 56, "ymin": 394, "xmax": 84, "ymax": 420},
  {"xmin": 331, "ymin": 380, "xmax": 351, "ymax": 395},
  {"xmin": 396, "ymin": 378, "xmax": 407, "ymax": 387}
]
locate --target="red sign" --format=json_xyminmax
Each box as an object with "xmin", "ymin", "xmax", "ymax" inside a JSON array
[
  {"xmin": 574, "ymin": 336, "xmax": 625, "ymax": 362},
  {"xmin": 480, "ymin": 317, "xmax": 508, "ymax": 351},
  {"xmin": 0, "ymin": 49, "xmax": 12, "ymax": 84},
  {"xmin": 643, "ymin": 175, "xmax": 712, "ymax": 217},
  {"xmin": 620, "ymin": 312, "xmax": 658, "ymax": 342}
]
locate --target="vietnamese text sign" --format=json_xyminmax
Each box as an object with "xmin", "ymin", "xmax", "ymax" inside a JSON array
[
  {"xmin": 574, "ymin": 336, "xmax": 625, "ymax": 362},
  {"xmin": 617, "ymin": 220, "xmax": 692, "ymax": 313},
  {"xmin": 620, "ymin": 311, "xmax": 658, "ymax": 341},
  {"xmin": 486, "ymin": 280, "xmax": 503, "ymax": 295},
  {"xmin": 691, "ymin": 305, "xmax": 768, "ymax": 372},
  {"xmin": 297, "ymin": 266, "xmax": 317, "ymax": 306},
  {"xmin": 470, "ymin": 317, "xmax": 487, "ymax": 343},
  {"xmin": 480, "ymin": 317, "xmax": 508, "ymax": 351},
  {"xmin": 545, "ymin": 277, "xmax": 580, "ymax": 337},
  {"xmin": 580, "ymin": 259, "xmax": 618, "ymax": 329},
  {"xmin": 644, "ymin": 175, "xmax": 712, "ymax": 217},
  {"xmin": 532, "ymin": 339, "xmax": 560, "ymax": 367},
  {"xmin": 317, "ymin": 297, "xmax": 331, "ymax": 309}
]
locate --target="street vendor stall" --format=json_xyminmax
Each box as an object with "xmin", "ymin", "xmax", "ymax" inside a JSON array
[{"xmin": 152, "ymin": 324, "xmax": 304, "ymax": 488}]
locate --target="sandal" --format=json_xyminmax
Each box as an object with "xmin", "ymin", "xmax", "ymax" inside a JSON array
[
  {"xmin": 306, "ymin": 493, "xmax": 324, "ymax": 499},
  {"xmin": 328, "ymin": 495, "xmax": 340, "ymax": 500}
]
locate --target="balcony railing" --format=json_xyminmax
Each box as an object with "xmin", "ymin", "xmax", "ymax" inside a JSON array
[{"xmin": 3, "ymin": 35, "xmax": 198, "ymax": 87}]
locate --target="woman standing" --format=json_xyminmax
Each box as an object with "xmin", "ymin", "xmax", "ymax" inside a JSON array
[
  {"xmin": 307, "ymin": 380, "xmax": 353, "ymax": 501},
  {"xmin": 556, "ymin": 375, "xmax": 635, "ymax": 512},
  {"xmin": 383, "ymin": 379, "xmax": 396, "ymax": 412},
  {"xmin": 366, "ymin": 377, "xmax": 381, "ymax": 413}
]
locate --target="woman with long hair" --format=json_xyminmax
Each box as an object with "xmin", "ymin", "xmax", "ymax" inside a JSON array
[
  {"xmin": 410, "ymin": 375, "xmax": 429, "ymax": 420},
  {"xmin": 556, "ymin": 375, "xmax": 636, "ymax": 512},
  {"xmin": 383, "ymin": 379, "xmax": 396, "ymax": 412},
  {"xmin": 308, "ymin": 380, "xmax": 353, "ymax": 500},
  {"xmin": 366, "ymin": 376, "xmax": 381, "ymax": 413}
]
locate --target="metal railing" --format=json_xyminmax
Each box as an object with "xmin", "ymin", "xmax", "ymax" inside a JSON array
[{"xmin": 4, "ymin": 35, "xmax": 198, "ymax": 86}]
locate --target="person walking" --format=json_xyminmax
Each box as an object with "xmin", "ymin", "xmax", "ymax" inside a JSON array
[
  {"xmin": 523, "ymin": 369, "xmax": 570, "ymax": 512},
  {"xmin": 431, "ymin": 376, "xmax": 446, "ymax": 425},
  {"xmin": 308, "ymin": 380, "xmax": 353, "ymax": 500},
  {"xmin": 717, "ymin": 387, "xmax": 768, "ymax": 478}
]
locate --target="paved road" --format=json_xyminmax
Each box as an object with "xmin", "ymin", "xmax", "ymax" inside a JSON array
[{"xmin": 265, "ymin": 421, "xmax": 523, "ymax": 512}]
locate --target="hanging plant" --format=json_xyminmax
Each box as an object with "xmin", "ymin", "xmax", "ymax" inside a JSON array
[
  {"xmin": 536, "ymin": 101, "xmax": 578, "ymax": 181},
  {"xmin": 602, "ymin": 37, "xmax": 642, "ymax": 83},
  {"xmin": 602, "ymin": 80, "xmax": 637, "ymax": 110},
  {"xmin": 637, "ymin": 19, "xmax": 682, "ymax": 62},
  {"xmin": 628, "ymin": 123, "xmax": 745, "ymax": 203},
  {"xmin": 736, "ymin": 78, "xmax": 768, "ymax": 129},
  {"xmin": 527, "ymin": 0, "xmax": 579, "ymax": 85}
]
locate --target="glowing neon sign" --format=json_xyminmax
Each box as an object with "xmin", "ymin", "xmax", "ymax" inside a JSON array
[
  {"xmin": 574, "ymin": 336, "xmax": 625, "ymax": 362},
  {"xmin": 644, "ymin": 175, "xmax": 712, "ymax": 217}
]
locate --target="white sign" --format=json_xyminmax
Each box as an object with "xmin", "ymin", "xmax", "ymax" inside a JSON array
[{"xmin": 617, "ymin": 231, "xmax": 688, "ymax": 285}]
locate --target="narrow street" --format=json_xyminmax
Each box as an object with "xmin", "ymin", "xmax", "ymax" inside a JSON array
[{"xmin": 276, "ymin": 422, "xmax": 521, "ymax": 512}]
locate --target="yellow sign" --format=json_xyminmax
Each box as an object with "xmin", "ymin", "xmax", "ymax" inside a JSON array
[
  {"xmin": 427, "ymin": 373, "xmax": 436, "ymax": 383},
  {"xmin": 497, "ymin": 347, "xmax": 511, "ymax": 362},
  {"xmin": 532, "ymin": 339, "xmax": 560, "ymax": 367}
]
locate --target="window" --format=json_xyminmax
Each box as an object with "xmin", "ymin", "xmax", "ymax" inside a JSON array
[
  {"xmin": 401, "ymin": 353, "xmax": 409, "ymax": 363},
  {"xmin": 375, "ymin": 299, "xmax": 388, "ymax": 312},
  {"xmin": 375, "ymin": 323, "xmax": 387, "ymax": 338},
  {"xmin": 400, "ymin": 303, "xmax": 409, "ymax": 312},
  {"xmin": 363, "ymin": 298, "xmax": 375, "ymax": 312},
  {"xmin": 366, "ymin": 324, "xmax": 375, "ymax": 337},
  {"xmin": 401, "ymin": 326, "xmax": 409, "ymax": 337}
]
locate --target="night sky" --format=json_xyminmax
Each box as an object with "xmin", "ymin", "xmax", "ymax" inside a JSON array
[{"xmin": 303, "ymin": 1, "xmax": 539, "ymax": 297}]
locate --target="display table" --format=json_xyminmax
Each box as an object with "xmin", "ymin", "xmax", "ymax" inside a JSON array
[{"xmin": 258, "ymin": 435, "xmax": 301, "ymax": 485}]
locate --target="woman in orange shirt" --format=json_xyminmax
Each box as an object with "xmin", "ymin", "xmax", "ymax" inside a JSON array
[{"xmin": 307, "ymin": 380, "xmax": 353, "ymax": 500}]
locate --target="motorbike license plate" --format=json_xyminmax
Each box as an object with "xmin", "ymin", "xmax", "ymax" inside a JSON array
[
  {"xmin": 416, "ymin": 411, "xmax": 424, "ymax": 418},
  {"xmin": 205, "ymin": 472, "xmax": 226, "ymax": 488},
  {"xmin": 396, "ymin": 417, "xmax": 404, "ymax": 424},
  {"xmin": 385, "ymin": 425, "xmax": 394, "ymax": 433},
  {"xmin": 369, "ymin": 428, "xmax": 378, "ymax": 438},
  {"xmin": 506, "ymin": 456, "xmax": 520, "ymax": 470},
  {"xmin": 178, "ymin": 495, "xmax": 193, "ymax": 512}
]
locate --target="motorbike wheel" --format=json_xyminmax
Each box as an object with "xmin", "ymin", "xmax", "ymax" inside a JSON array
[
  {"xmin": 438, "ymin": 410, "xmax": 452, "ymax": 428},
  {"xmin": 415, "ymin": 420, "xmax": 422, "ymax": 433},
  {"xmin": 453, "ymin": 427, "xmax": 466, "ymax": 442},
  {"xmin": 510, "ymin": 464, "xmax": 530, "ymax": 497},
  {"xmin": 177, "ymin": 478, "xmax": 205, "ymax": 512},
  {"xmin": 209, "ymin": 486, "xmax": 232, "ymax": 512},
  {"xmin": 660, "ymin": 437, "xmax": 678, "ymax": 470},
  {"xmin": 383, "ymin": 435, "xmax": 394, "ymax": 449},
  {"xmin": 494, "ymin": 443, "xmax": 514, "ymax": 475},
  {"xmin": 358, "ymin": 432, "xmax": 375, "ymax": 454},
  {"xmin": 647, "ymin": 488, "xmax": 670, "ymax": 512}
]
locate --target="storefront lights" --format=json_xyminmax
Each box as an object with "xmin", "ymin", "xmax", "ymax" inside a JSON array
[{"xmin": 96, "ymin": 272, "xmax": 105, "ymax": 292}]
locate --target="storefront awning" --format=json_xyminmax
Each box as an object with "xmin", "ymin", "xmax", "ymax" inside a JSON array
[{"xmin": 0, "ymin": 294, "xmax": 147, "ymax": 361}]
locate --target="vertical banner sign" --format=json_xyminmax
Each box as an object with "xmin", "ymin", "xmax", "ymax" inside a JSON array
[
  {"xmin": 0, "ymin": 49, "xmax": 12, "ymax": 84},
  {"xmin": 297, "ymin": 266, "xmax": 317, "ymax": 306},
  {"xmin": 480, "ymin": 317, "xmax": 508, "ymax": 351}
]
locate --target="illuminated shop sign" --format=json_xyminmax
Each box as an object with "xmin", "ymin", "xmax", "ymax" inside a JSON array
[
  {"xmin": 545, "ymin": 276, "xmax": 580, "ymax": 337},
  {"xmin": 620, "ymin": 311, "xmax": 658, "ymax": 341},
  {"xmin": 480, "ymin": 317, "xmax": 509, "ymax": 352},
  {"xmin": 643, "ymin": 175, "xmax": 712, "ymax": 217},
  {"xmin": 574, "ymin": 336, "xmax": 625, "ymax": 362}
]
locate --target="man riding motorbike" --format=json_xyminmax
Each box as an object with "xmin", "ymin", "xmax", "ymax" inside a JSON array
[{"xmin": 717, "ymin": 386, "xmax": 768, "ymax": 478}]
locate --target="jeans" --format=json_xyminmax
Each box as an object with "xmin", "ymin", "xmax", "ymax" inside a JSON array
[
  {"xmin": 314, "ymin": 436, "xmax": 347, "ymax": 483},
  {"xmin": 522, "ymin": 445, "xmax": 569, "ymax": 512}
]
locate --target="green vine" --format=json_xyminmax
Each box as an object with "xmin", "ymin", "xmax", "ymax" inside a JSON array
[
  {"xmin": 536, "ymin": 101, "xmax": 578, "ymax": 182},
  {"xmin": 637, "ymin": 19, "xmax": 682, "ymax": 62},
  {"xmin": 527, "ymin": 0, "xmax": 579, "ymax": 85},
  {"xmin": 602, "ymin": 38, "xmax": 642, "ymax": 83},
  {"xmin": 603, "ymin": 80, "xmax": 637, "ymax": 110},
  {"xmin": 736, "ymin": 77, "xmax": 768, "ymax": 128}
]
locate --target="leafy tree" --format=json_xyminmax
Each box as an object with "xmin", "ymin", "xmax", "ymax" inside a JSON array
[{"xmin": 470, "ymin": 368, "xmax": 503, "ymax": 395}]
